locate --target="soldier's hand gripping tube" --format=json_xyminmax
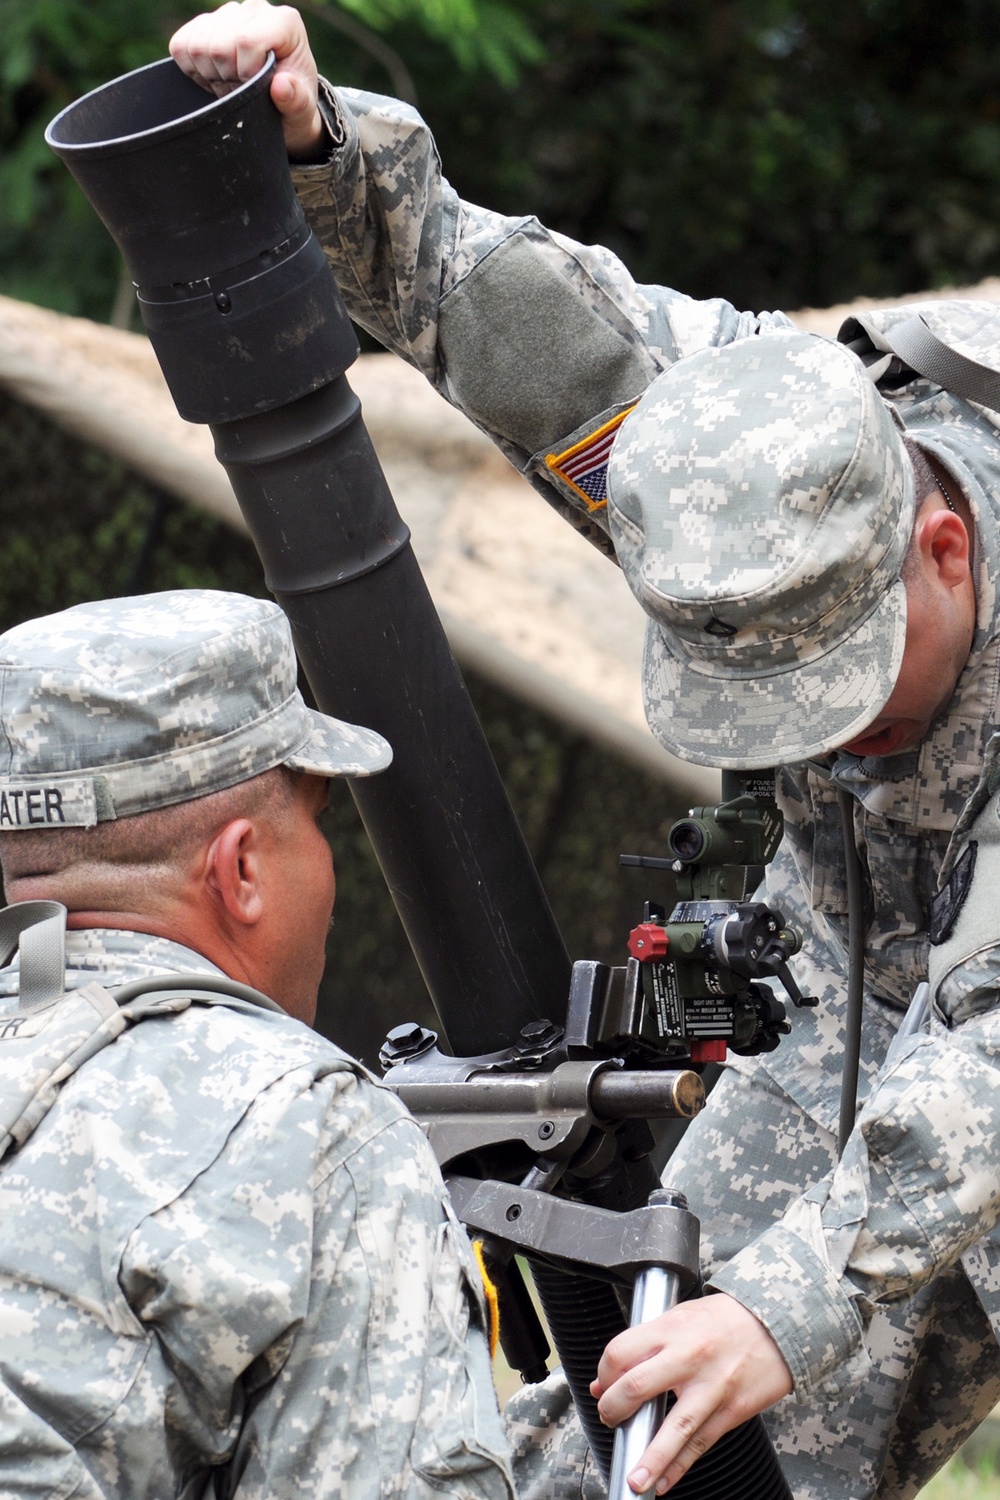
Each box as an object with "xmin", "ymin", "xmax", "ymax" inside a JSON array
[
  {"xmin": 45, "ymin": 58, "xmax": 571, "ymax": 1054},
  {"xmin": 529, "ymin": 1179, "xmax": 792, "ymax": 1499},
  {"xmin": 605, "ymin": 1195, "xmax": 793, "ymax": 1500}
]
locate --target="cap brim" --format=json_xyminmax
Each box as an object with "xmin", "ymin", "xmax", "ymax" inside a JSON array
[
  {"xmin": 285, "ymin": 708, "xmax": 393, "ymax": 779},
  {"xmin": 641, "ymin": 577, "xmax": 908, "ymax": 769}
]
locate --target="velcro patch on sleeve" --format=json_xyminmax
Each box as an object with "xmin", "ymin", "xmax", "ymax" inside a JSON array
[
  {"xmin": 929, "ymin": 840, "xmax": 978, "ymax": 945},
  {"xmin": 0, "ymin": 779, "xmax": 99, "ymax": 829},
  {"xmin": 545, "ymin": 405, "xmax": 637, "ymax": 512}
]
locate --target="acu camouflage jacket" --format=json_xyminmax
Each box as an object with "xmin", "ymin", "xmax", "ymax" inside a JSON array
[{"xmin": 0, "ymin": 927, "xmax": 513, "ymax": 1498}]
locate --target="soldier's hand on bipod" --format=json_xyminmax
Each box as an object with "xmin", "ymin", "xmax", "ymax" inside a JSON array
[
  {"xmin": 170, "ymin": 0, "xmax": 325, "ymax": 162},
  {"xmin": 591, "ymin": 1291, "xmax": 793, "ymax": 1494}
]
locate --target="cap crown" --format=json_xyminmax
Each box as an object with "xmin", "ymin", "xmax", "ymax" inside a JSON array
[
  {"xmin": 607, "ymin": 331, "xmax": 914, "ymax": 766},
  {"xmin": 0, "ymin": 591, "xmax": 389, "ymax": 827}
]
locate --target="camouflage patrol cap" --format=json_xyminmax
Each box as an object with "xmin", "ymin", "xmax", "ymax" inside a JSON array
[
  {"xmin": 607, "ymin": 329, "xmax": 914, "ymax": 768},
  {"xmin": 0, "ymin": 590, "xmax": 392, "ymax": 829}
]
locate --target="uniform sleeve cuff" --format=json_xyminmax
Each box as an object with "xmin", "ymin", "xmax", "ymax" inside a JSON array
[
  {"xmin": 289, "ymin": 78, "xmax": 352, "ymax": 175},
  {"xmin": 707, "ymin": 1223, "xmax": 871, "ymax": 1403}
]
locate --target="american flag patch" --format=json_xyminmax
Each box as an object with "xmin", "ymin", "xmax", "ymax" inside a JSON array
[{"xmin": 544, "ymin": 405, "xmax": 637, "ymax": 512}]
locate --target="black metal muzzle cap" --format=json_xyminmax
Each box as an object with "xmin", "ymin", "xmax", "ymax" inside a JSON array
[{"xmin": 45, "ymin": 55, "xmax": 357, "ymax": 423}]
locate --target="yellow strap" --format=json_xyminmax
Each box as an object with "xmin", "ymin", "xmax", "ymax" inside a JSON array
[{"xmin": 472, "ymin": 1239, "xmax": 500, "ymax": 1357}]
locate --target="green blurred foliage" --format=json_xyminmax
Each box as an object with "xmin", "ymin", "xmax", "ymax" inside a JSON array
[
  {"xmin": 922, "ymin": 1452, "xmax": 1000, "ymax": 1498},
  {"xmin": 5, "ymin": 0, "xmax": 1000, "ymax": 319},
  {"xmin": 325, "ymin": 0, "xmax": 541, "ymax": 82},
  {"xmin": 390, "ymin": 0, "xmax": 1000, "ymax": 310},
  {"xmin": 7, "ymin": 0, "xmax": 1000, "ymax": 317}
]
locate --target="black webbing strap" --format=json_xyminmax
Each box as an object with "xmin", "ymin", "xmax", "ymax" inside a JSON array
[{"xmin": 881, "ymin": 314, "xmax": 1000, "ymax": 412}]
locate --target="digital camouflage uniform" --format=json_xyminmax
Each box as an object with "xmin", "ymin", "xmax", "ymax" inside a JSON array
[
  {"xmin": 0, "ymin": 929, "xmax": 513, "ymax": 1500},
  {"xmin": 290, "ymin": 89, "xmax": 1000, "ymax": 1497},
  {"xmin": 0, "ymin": 591, "xmax": 515, "ymax": 1500}
]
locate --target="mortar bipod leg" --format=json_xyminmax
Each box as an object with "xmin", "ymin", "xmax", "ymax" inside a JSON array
[{"xmin": 607, "ymin": 1263, "xmax": 680, "ymax": 1500}]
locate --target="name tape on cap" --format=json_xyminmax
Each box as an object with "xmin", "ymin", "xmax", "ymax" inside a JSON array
[{"xmin": 0, "ymin": 780, "xmax": 99, "ymax": 829}]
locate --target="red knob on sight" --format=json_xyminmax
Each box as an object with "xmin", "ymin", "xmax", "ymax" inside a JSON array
[{"xmin": 627, "ymin": 923, "xmax": 668, "ymax": 962}]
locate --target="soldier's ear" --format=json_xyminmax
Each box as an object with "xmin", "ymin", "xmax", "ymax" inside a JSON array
[
  {"xmin": 204, "ymin": 818, "xmax": 265, "ymax": 927},
  {"xmin": 924, "ymin": 508, "xmax": 972, "ymax": 588}
]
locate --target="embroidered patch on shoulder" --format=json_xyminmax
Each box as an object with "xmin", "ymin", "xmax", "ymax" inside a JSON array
[
  {"xmin": 545, "ymin": 405, "xmax": 637, "ymax": 512},
  {"xmin": 929, "ymin": 840, "xmax": 978, "ymax": 945}
]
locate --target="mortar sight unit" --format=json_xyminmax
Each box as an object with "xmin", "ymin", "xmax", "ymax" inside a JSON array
[
  {"xmin": 618, "ymin": 768, "xmax": 818, "ymax": 1068},
  {"xmin": 381, "ymin": 768, "xmax": 804, "ymax": 1499}
]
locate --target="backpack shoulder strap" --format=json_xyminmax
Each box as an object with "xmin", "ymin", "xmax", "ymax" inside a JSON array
[
  {"xmin": 878, "ymin": 313, "xmax": 1000, "ymax": 413},
  {"xmin": 0, "ymin": 900, "xmax": 283, "ymax": 1018},
  {"xmin": 111, "ymin": 972, "xmax": 284, "ymax": 1014},
  {"xmin": 0, "ymin": 901, "xmax": 67, "ymax": 1013},
  {"xmin": 839, "ymin": 300, "xmax": 1000, "ymax": 413},
  {"xmin": 0, "ymin": 904, "xmax": 288, "ymax": 1161}
]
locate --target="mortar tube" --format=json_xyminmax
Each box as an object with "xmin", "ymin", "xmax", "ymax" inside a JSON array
[
  {"xmin": 210, "ymin": 377, "xmax": 573, "ymax": 1052},
  {"xmin": 45, "ymin": 56, "xmax": 571, "ymax": 1054}
]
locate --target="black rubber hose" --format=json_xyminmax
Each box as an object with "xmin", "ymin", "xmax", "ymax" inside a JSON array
[
  {"xmin": 665, "ymin": 1404, "xmax": 793, "ymax": 1499},
  {"xmin": 529, "ymin": 1260, "xmax": 624, "ymax": 1481}
]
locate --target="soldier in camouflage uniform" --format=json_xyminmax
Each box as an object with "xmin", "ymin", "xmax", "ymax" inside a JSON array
[
  {"xmin": 0, "ymin": 588, "xmax": 515, "ymax": 1499},
  {"xmin": 168, "ymin": 8, "xmax": 1000, "ymax": 1496}
]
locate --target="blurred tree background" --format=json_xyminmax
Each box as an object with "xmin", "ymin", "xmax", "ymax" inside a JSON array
[
  {"xmin": 3, "ymin": 0, "xmax": 1000, "ymax": 1062},
  {"xmin": 5, "ymin": 0, "xmax": 1000, "ymax": 320}
]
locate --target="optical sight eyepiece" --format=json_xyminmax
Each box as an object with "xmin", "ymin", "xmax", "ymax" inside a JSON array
[{"xmin": 668, "ymin": 820, "xmax": 707, "ymax": 863}]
